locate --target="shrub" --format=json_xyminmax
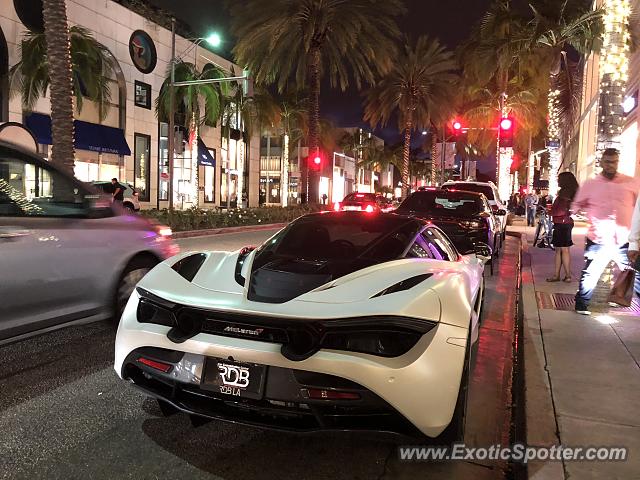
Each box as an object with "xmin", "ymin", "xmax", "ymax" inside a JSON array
[{"xmin": 141, "ymin": 204, "xmax": 324, "ymax": 231}]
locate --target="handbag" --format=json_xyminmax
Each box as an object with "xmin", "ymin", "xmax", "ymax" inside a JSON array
[{"xmin": 608, "ymin": 269, "xmax": 636, "ymax": 307}]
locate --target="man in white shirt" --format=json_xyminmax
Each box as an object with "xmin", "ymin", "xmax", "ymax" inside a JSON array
[{"xmin": 628, "ymin": 196, "xmax": 640, "ymax": 265}]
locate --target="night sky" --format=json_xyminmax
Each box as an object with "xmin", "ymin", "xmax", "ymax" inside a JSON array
[{"xmin": 148, "ymin": 0, "xmax": 493, "ymax": 165}]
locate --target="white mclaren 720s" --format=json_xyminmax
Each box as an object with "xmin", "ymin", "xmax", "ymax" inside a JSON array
[{"xmin": 114, "ymin": 211, "xmax": 489, "ymax": 441}]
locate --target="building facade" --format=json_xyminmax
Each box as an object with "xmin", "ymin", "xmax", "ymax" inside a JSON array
[
  {"xmin": 0, "ymin": 0, "xmax": 260, "ymax": 209},
  {"xmin": 568, "ymin": 0, "xmax": 638, "ymax": 184}
]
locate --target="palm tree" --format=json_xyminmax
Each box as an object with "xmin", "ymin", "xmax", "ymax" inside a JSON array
[
  {"xmin": 11, "ymin": 26, "xmax": 117, "ymax": 120},
  {"xmin": 364, "ymin": 36, "xmax": 458, "ymax": 198},
  {"xmin": 156, "ymin": 61, "xmax": 228, "ymax": 130},
  {"xmin": 39, "ymin": 0, "xmax": 74, "ymax": 175},
  {"xmin": 527, "ymin": 0, "xmax": 603, "ymax": 193},
  {"xmin": 231, "ymin": 0, "xmax": 405, "ymax": 202}
]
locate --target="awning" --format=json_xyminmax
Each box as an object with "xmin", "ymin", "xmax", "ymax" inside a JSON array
[
  {"xmin": 197, "ymin": 137, "xmax": 215, "ymax": 167},
  {"xmin": 24, "ymin": 112, "xmax": 131, "ymax": 156}
]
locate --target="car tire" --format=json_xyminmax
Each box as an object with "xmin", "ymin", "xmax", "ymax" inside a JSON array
[
  {"xmin": 123, "ymin": 202, "xmax": 135, "ymax": 214},
  {"xmin": 114, "ymin": 256, "xmax": 158, "ymax": 321},
  {"xmin": 435, "ymin": 327, "xmax": 471, "ymax": 444}
]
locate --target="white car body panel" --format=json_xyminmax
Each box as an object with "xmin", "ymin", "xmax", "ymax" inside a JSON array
[{"xmin": 115, "ymin": 243, "xmax": 484, "ymax": 437}]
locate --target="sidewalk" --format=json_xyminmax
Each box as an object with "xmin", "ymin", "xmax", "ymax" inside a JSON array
[{"xmin": 510, "ymin": 217, "xmax": 640, "ymax": 479}]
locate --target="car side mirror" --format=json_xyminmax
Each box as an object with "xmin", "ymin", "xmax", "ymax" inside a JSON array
[
  {"xmin": 473, "ymin": 242, "xmax": 492, "ymax": 260},
  {"xmin": 496, "ymin": 209, "xmax": 507, "ymax": 216}
]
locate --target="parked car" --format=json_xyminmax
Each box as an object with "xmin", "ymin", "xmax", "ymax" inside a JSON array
[
  {"xmin": 0, "ymin": 142, "xmax": 178, "ymax": 343},
  {"xmin": 441, "ymin": 181, "xmax": 508, "ymax": 241},
  {"xmin": 397, "ymin": 189, "xmax": 501, "ymax": 274},
  {"xmin": 115, "ymin": 211, "xmax": 489, "ymax": 441},
  {"xmin": 334, "ymin": 192, "xmax": 395, "ymax": 212},
  {"xmin": 92, "ymin": 180, "xmax": 141, "ymax": 213}
]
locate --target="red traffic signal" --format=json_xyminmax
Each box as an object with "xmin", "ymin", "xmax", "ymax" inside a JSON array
[
  {"xmin": 453, "ymin": 121, "xmax": 462, "ymax": 131},
  {"xmin": 313, "ymin": 155, "xmax": 321, "ymax": 166},
  {"xmin": 500, "ymin": 118, "xmax": 513, "ymax": 131},
  {"xmin": 499, "ymin": 117, "xmax": 514, "ymax": 147}
]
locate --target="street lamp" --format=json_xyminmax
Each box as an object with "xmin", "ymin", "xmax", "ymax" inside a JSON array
[{"xmin": 167, "ymin": 27, "xmax": 223, "ymax": 211}]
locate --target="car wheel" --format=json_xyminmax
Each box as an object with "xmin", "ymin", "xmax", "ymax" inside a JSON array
[
  {"xmin": 114, "ymin": 256, "xmax": 158, "ymax": 320},
  {"xmin": 123, "ymin": 202, "xmax": 135, "ymax": 214},
  {"xmin": 436, "ymin": 327, "xmax": 471, "ymax": 444}
]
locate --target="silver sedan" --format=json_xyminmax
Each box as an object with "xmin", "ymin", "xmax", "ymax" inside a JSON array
[{"xmin": 0, "ymin": 142, "xmax": 178, "ymax": 343}]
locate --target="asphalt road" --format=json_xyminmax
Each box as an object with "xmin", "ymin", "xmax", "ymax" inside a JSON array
[{"xmin": 0, "ymin": 229, "xmax": 520, "ymax": 480}]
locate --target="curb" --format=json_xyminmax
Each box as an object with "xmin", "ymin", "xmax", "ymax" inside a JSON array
[
  {"xmin": 506, "ymin": 231, "xmax": 528, "ymax": 480},
  {"xmin": 171, "ymin": 223, "xmax": 287, "ymax": 239}
]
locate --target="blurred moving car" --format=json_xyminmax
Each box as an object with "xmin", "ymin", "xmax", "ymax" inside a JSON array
[
  {"xmin": 115, "ymin": 211, "xmax": 488, "ymax": 440},
  {"xmin": 0, "ymin": 142, "xmax": 178, "ymax": 343},
  {"xmin": 92, "ymin": 180, "xmax": 141, "ymax": 213},
  {"xmin": 441, "ymin": 181, "xmax": 508, "ymax": 240},
  {"xmin": 397, "ymin": 189, "xmax": 501, "ymax": 274},
  {"xmin": 334, "ymin": 192, "xmax": 395, "ymax": 213}
]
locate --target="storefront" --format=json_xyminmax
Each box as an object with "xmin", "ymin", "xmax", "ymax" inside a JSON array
[{"xmin": 24, "ymin": 112, "xmax": 131, "ymax": 182}]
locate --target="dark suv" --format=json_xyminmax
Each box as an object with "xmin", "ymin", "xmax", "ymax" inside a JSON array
[{"xmin": 397, "ymin": 189, "xmax": 501, "ymax": 274}]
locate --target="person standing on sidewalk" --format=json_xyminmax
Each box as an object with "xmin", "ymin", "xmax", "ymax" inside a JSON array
[
  {"xmin": 573, "ymin": 148, "xmax": 640, "ymax": 314},
  {"xmin": 524, "ymin": 190, "xmax": 538, "ymax": 227},
  {"xmin": 547, "ymin": 172, "xmax": 579, "ymax": 283},
  {"xmin": 629, "ymin": 196, "xmax": 640, "ymax": 267}
]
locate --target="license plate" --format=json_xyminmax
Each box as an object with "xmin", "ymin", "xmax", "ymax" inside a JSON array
[
  {"xmin": 201, "ymin": 358, "xmax": 266, "ymax": 399},
  {"xmin": 343, "ymin": 206, "xmax": 361, "ymax": 211}
]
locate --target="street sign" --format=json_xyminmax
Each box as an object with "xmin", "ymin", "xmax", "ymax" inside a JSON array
[{"xmin": 546, "ymin": 140, "xmax": 560, "ymax": 149}]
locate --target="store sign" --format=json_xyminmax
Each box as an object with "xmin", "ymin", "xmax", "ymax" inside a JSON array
[{"xmin": 129, "ymin": 30, "xmax": 157, "ymax": 74}]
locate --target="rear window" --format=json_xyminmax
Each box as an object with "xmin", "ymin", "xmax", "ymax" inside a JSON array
[
  {"xmin": 442, "ymin": 183, "xmax": 494, "ymax": 200},
  {"xmin": 252, "ymin": 213, "xmax": 421, "ymax": 264},
  {"xmin": 344, "ymin": 192, "xmax": 376, "ymax": 202},
  {"xmin": 398, "ymin": 191, "xmax": 483, "ymax": 218}
]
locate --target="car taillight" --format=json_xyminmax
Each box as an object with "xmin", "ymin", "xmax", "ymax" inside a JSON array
[
  {"xmin": 461, "ymin": 220, "xmax": 484, "ymax": 229},
  {"xmin": 334, "ymin": 202, "xmax": 341, "ymax": 211},
  {"xmin": 137, "ymin": 357, "xmax": 172, "ymax": 373},
  {"xmin": 156, "ymin": 225, "xmax": 172, "ymax": 237},
  {"xmin": 364, "ymin": 204, "xmax": 374, "ymax": 213}
]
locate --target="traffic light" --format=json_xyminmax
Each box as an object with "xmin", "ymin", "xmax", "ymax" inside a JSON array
[
  {"xmin": 499, "ymin": 117, "xmax": 514, "ymax": 147},
  {"xmin": 453, "ymin": 120, "xmax": 462, "ymax": 131},
  {"xmin": 309, "ymin": 150, "xmax": 323, "ymax": 171}
]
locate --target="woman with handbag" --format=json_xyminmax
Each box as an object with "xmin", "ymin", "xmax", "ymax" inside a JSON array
[{"xmin": 547, "ymin": 172, "xmax": 580, "ymax": 282}]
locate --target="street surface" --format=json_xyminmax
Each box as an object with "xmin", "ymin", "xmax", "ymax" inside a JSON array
[{"xmin": 0, "ymin": 229, "xmax": 521, "ymax": 480}]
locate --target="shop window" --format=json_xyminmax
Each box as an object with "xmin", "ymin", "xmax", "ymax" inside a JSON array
[
  {"xmin": 134, "ymin": 81, "xmax": 151, "ymax": 109},
  {"xmin": 158, "ymin": 123, "xmax": 169, "ymax": 201},
  {"xmin": 204, "ymin": 149, "xmax": 215, "ymax": 203},
  {"xmin": 134, "ymin": 133, "xmax": 151, "ymax": 201}
]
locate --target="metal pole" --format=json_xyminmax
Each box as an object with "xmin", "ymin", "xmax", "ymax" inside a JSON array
[
  {"xmin": 440, "ymin": 125, "xmax": 446, "ymax": 185},
  {"xmin": 167, "ymin": 18, "xmax": 176, "ymax": 211}
]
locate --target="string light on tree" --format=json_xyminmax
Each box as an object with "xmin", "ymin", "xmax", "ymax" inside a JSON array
[{"xmin": 597, "ymin": 0, "xmax": 631, "ymax": 164}]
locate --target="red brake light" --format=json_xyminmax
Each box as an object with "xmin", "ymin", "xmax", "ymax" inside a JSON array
[
  {"xmin": 333, "ymin": 202, "xmax": 341, "ymax": 211},
  {"xmin": 137, "ymin": 357, "xmax": 172, "ymax": 373},
  {"xmin": 365, "ymin": 204, "xmax": 374, "ymax": 213}
]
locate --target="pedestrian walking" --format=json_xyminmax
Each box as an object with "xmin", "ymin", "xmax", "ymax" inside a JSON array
[
  {"xmin": 111, "ymin": 178, "xmax": 125, "ymax": 206},
  {"xmin": 524, "ymin": 190, "xmax": 538, "ymax": 227},
  {"xmin": 572, "ymin": 148, "xmax": 640, "ymax": 314},
  {"xmin": 546, "ymin": 172, "xmax": 579, "ymax": 283}
]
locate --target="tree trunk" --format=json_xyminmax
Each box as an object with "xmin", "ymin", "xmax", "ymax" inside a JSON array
[
  {"xmin": 42, "ymin": 0, "xmax": 75, "ymax": 176},
  {"xmin": 402, "ymin": 125, "xmax": 411, "ymax": 199},
  {"xmin": 305, "ymin": 48, "xmax": 321, "ymax": 204}
]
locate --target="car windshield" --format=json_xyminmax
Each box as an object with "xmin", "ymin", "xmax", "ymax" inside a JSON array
[
  {"xmin": 442, "ymin": 183, "xmax": 495, "ymax": 201},
  {"xmin": 398, "ymin": 191, "xmax": 483, "ymax": 218},
  {"xmin": 343, "ymin": 193, "xmax": 376, "ymax": 202}
]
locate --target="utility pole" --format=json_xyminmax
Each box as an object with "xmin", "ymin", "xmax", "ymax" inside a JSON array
[{"xmin": 167, "ymin": 17, "xmax": 176, "ymax": 211}]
